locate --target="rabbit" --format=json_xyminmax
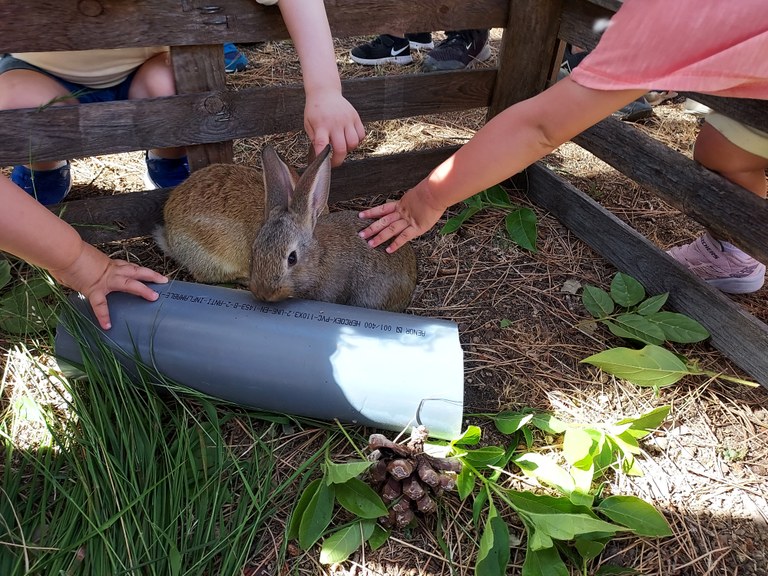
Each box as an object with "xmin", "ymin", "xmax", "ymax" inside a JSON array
[
  {"xmin": 248, "ymin": 144, "xmax": 417, "ymax": 312},
  {"xmin": 155, "ymin": 144, "xmax": 417, "ymax": 312},
  {"xmin": 154, "ymin": 162, "xmax": 277, "ymax": 284}
]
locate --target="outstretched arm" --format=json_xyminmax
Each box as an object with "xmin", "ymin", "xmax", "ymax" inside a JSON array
[
  {"xmin": 359, "ymin": 77, "xmax": 646, "ymax": 251},
  {"xmin": 0, "ymin": 175, "xmax": 167, "ymax": 330},
  {"xmin": 277, "ymin": 0, "xmax": 365, "ymax": 166}
]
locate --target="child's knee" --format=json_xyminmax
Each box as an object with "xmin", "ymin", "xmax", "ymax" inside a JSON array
[
  {"xmin": 0, "ymin": 70, "xmax": 75, "ymax": 110},
  {"xmin": 129, "ymin": 54, "xmax": 176, "ymax": 99}
]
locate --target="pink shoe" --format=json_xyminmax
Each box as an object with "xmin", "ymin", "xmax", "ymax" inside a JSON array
[{"xmin": 667, "ymin": 233, "xmax": 765, "ymax": 294}]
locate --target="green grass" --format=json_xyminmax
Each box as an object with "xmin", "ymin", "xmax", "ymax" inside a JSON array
[{"xmin": 0, "ymin": 271, "xmax": 331, "ymax": 575}]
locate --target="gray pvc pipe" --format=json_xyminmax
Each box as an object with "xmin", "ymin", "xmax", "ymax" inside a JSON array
[{"xmin": 55, "ymin": 280, "xmax": 464, "ymax": 440}]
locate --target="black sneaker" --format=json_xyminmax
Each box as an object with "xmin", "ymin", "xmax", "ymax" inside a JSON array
[
  {"xmin": 613, "ymin": 97, "xmax": 654, "ymax": 122},
  {"xmin": 350, "ymin": 35, "xmax": 413, "ymax": 65},
  {"xmin": 421, "ymin": 29, "xmax": 491, "ymax": 72},
  {"xmin": 405, "ymin": 33, "xmax": 434, "ymax": 50}
]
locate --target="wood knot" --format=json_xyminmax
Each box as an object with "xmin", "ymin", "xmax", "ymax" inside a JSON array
[
  {"xmin": 203, "ymin": 95, "xmax": 227, "ymax": 115},
  {"xmin": 78, "ymin": 0, "xmax": 104, "ymax": 17}
]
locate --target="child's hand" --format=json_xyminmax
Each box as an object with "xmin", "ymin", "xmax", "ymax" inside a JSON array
[
  {"xmin": 358, "ymin": 187, "xmax": 446, "ymax": 253},
  {"xmin": 50, "ymin": 242, "xmax": 167, "ymax": 330},
  {"xmin": 304, "ymin": 89, "xmax": 365, "ymax": 167}
]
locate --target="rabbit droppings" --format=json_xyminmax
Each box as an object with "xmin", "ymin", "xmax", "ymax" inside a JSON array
[{"xmin": 155, "ymin": 145, "xmax": 418, "ymax": 312}]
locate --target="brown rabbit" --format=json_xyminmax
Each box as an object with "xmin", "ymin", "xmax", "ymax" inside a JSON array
[
  {"xmin": 154, "ymin": 162, "xmax": 273, "ymax": 284},
  {"xmin": 249, "ymin": 144, "xmax": 417, "ymax": 312},
  {"xmin": 156, "ymin": 145, "xmax": 417, "ymax": 312}
]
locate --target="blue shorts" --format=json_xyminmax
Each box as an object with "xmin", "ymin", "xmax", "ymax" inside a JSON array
[{"xmin": 0, "ymin": 54, "xmax": 137, "ymax": 103}]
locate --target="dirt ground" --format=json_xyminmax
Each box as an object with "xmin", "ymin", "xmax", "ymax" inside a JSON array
[{"xmin": 3, "ymin": 31, "xmax": 768, "ymax": 575}]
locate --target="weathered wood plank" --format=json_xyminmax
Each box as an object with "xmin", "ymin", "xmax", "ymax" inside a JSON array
[
  {"xmin": 0, "ymin": 70, "xmax": 495, "ymax": 165},
  {"xmin": 572, "ymin": 117, "xmax": 768, "ymax": 264},
  {"xmin": 488, "ymin": 0, "xmax": 563, "ymax": 118},
  {"xmin": 0, "ymin": 0, "xmax": 507, "ymax": 52},
  {"xmin": 525, "ymin": 163, "xmax": 768, "ymax": 387},
  {"xmin": 558, "ymin": 0, "xmax": 614, "ymax": 52},
  {"xmin": 171, "ymin": 45, "xmax": 234, "ymax": 169},
  {"xmin": 55, "ymin": 146, "xmax": 459, "ymax": 243}
]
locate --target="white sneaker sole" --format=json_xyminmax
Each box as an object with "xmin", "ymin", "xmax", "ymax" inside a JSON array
[{"xmin": 350, "ymin": 53, "xmax": 413, "ymax": 66}]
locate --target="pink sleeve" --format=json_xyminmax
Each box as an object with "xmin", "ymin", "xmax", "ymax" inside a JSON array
[{"xmin": 569, "ymin": 0, "xmax": 768, "ymax": 99}]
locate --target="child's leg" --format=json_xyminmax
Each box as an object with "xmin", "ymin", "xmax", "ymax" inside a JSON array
[
  {"xmin": 667, "ymin": 115, "xmax": 768, "ymax": 294},
  {"xmin": 128, "ymin": 52, "xmax": 185, "ymax": 160},
  {"xmin": 0, "ymin": 67, "xmax": 76, "ymax": 170},
  {"xmin": 129, "ymin": 52, "xmax": 188, "ymax": 188},
  {"xmin": 694, "ymin": 121, "xmax": 768, "ymax": 198}
]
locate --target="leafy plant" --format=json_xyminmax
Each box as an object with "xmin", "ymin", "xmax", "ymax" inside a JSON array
[
  {"xmin": 455, "ymin": 407, "xmax": 673, "ymax": 576},
  {"xmin": 440, "ymin": 185, "xmax": 537, "ymax": 251},
  {"xmin": 0, "ymin": 259, "xmax": 59, "ymax": 335},
  {"xmin": 580, "ymin": 272, "xmax": 757, "ymax": 388},
  {"xmin": 289, "ymin": 407, "xmax": 673, "ymax": 575},
  {"xmin": 288, "ymin": 457, "xmax": 391, "ymax": 564}
]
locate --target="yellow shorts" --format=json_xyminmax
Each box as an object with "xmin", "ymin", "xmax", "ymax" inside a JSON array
[{"xmin": 706, "ymin": 112, "xmax": 768, "ymax": 160}]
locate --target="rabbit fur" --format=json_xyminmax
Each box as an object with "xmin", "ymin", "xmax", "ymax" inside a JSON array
[
  {"xmin": 154, "ymin": 162, "xmax": 268, "ymax": 284},
  {"xmin": 155, "ymin": 145, "xmax": 417, "ymax": 312}
]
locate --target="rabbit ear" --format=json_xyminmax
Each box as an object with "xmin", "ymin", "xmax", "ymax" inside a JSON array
[
  {"xmin": 262, "ymin": 145, "xmax": 300, "ymax": 214},
  {"xmin": 291, "ymin": 144, "xmax": 332, "ymax": 229}
]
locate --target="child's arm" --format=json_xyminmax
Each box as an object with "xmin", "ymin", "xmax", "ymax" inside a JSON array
[
  {"xmin": 359, "ymin": 77, "xmax": 647, "ymax": 252},
  {"xmin": 0, "ymin": 175, "xmax": 167, "ymax": 329},
  {"xmin": 276, "ymin": 0, "xmax": 365, "ymax": 167}
]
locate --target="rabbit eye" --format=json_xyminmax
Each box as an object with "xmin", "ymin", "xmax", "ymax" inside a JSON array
[{"xmin": 287, "ymin": 251, "xmax": 297, "ymax": 267}]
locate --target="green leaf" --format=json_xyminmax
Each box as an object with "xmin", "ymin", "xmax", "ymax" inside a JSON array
[
  {"xmin": 612, "ymin": 431, "xmax": 642, "ymax": 458},
  {"xmin": 582, "ymin": 285, "xmax": 614, "ymax": 318},
  {"xmin": 476, "ymin": 507, "xmax": 510, "ymax": 576},
  {"xmin": 521, "ymin": 544, "xmax": 569, "ymax": 576},
  {"xmin": 507, "ymin": 491, "xmax": 624, "ymax": 540},
  {"xmin": 288, "ymin": 478, "xmax": 322, "ymax": 540},
  {"xmin": 505, "ymin": 208, "xmax": 537, "ymax": 252},
  {"xmin": 457, "ymin": 466, "xmax": 477, "ymax": 500},
  {"xmin": 298, "ymin": 479, "xmax": 336, "ymax": 550},
  {"xmin": 0, "ymin": 260, "xmax": 11, "ymax": 290},
  {"xmin": 574, "ymin": 536, "xmax": 607, "ymax": 560},
  {"xmin": 522, "ymin": 426, "xmax": 534, "ymax": 449},
  {"xmin": 319, "ymin": 520, "xmax": 375, "ymax": 564},
  {"xmin": 325, "ymin": 461, "xmax": 372, "ymax": 485},
  {"xmin": 615, "ymin": 406, "xmax": 671, "ymax": 437},
  {"xmin": 562, "ymin": 428, "xmax": 598, "ymax": 467},
  {"xmin": 506, "ymin": 490, "xmax": 594, "ymax": 517},
  {"xmin": 441, "ymin": 206, "xmax": 481, "ymax": 234},
  {"xmin": 513, "ymin": 453, "xmax": 575, "ymax": 496},
  {"xmin": 530, "ymin": 413, "xmax": 568, "ymax": 435},
  {"xmin": 606, "ymin": 314, "xmax": 666, "ymax": 345},
  {"xmin": 610, "ymin": 273, "xmax": 645, "ymax": 307},
  {"xmin": 635, "ymin": 293, "xmax": 668, "ymax": 315},
  {"xmin": 462, "ymin": 446, "xmax": 506, "ymax": 468},
  {"xmin": 523, "ymin": 512, "xmax": 623, "ymax": 541},
  {"xmin": 334, "ymin": 478, "xmax": 388, "ymax": 519},
  {"xmin": 582, "ymin": 345, "xmax": 690, "ymax": 387},
  {"xmin": 482, "ymin": 184, "xmax": 513, "ymax": 207},
  {"xmin": 644, "ymin": 311, "xmax": 709, "ymax": 343},
  {"xmin": 568, "ymin": 488, "xmax": 595, "ymax": 508},
  {"xmin": 465, "ymin": 192, "xmax": 486, "ymax": 208},
  {"xmin": 472, "ymin": 489, "xmax": 489, "ymax": 528},
  {"xmin": 492, "ymin": 411, "xmax": 534, "ymax": 435},
  {"xmin": 597, "ymin": 496, "xmax": 673, "ymax": 537},
  {"xmin": 367, "ymin": 524, "xmax": 389, "ymax": 551},
  {"xmin": 454, "ymin": 425, "xmax": 482, "ymax": 446}
]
